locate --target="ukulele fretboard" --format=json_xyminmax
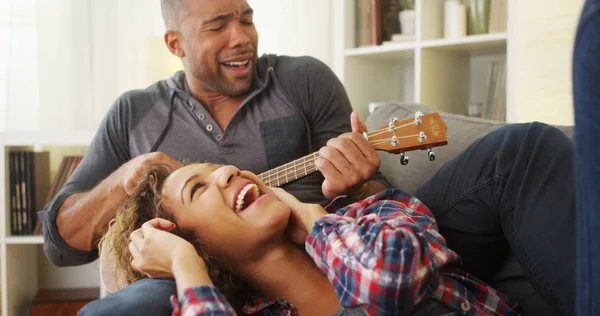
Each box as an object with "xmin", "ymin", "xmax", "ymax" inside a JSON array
[{"xmin": 257, "ymin": 152, "xmax": 319, "ymax": 187}]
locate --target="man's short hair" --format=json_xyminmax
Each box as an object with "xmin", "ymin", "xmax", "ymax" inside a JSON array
[{"xmin": 161, "ymin": 0, "xmax": 184, "ymax": 31}]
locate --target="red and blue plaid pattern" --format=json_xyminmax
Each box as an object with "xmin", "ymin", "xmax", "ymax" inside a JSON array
[
  {"xmin": 307, "ymin": 189, "xmax": 521, "ymax": 316},
  {"xmin": 171, "ymin": 189, "xmax": 521, "ymax": 316},
  {"xmin": 171, "ymin": 286, "xmax": 236, "ymax": 315}
]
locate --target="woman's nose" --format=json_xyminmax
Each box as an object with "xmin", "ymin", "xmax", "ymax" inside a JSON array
[{"xmin": 213, "ymin": 165, "xmax": 241, "ymax": 188}]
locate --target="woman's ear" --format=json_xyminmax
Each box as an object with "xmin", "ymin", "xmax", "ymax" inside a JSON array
[{"xmin": 164, "ymin": 31, "xmax": 185, "ymax": 58}]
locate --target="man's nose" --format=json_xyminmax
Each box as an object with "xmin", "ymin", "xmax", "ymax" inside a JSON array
[
  {"xmin": 229, "ymin": 22, "xmax": 250, "ymax": 48},
  {"xmin": 213, "ymin": 165, "xmax": 241, "ymax": 188}
]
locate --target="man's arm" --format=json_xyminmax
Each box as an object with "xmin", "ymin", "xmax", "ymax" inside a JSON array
[
  {"xmin": 40, "ymin": 95, "xmax": 135, "ymax": 266},
  {"xmin": 57, "ymin": 182, "xmax": 125, "ymax": 252},
  {"xmin": 276, "ymin": 56, "xmax": 391, "ymax": 200},
  {"xmin": 56, "ymin": 152, "xmax": 180, "ymax": 252}
]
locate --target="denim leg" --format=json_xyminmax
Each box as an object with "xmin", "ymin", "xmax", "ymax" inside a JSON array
[
  {"xmin": 573, "ymin": 1, "xmax": 600, "ymax": 316},
  {"xmin": 414, "ymin": 122, "xmax": 575, "ymax": 316},
  {"xmin": 78, "ymin": 278, "xmax": 176, "ymax": 316}
]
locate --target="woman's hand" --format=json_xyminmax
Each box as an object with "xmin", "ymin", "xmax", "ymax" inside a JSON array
[
  {"xmin": 128, "ymin": 218, "xmax": 205, "ymax": 279},
  {"xmin": 272, "ymin": 187, "xmax": 328, "ymax": 245}
]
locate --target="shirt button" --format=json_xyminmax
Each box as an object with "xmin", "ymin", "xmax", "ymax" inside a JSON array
[
  {"xmin": 460, "ymin": 301, "xmax": 471, "ymax": 312},
  {"xmin": 198, "ymin": 113, "xmax": 205, "ymax": 120},
  {"xmin": 216, "ymin": 134, "xmax": 223, "ymax": 141},
  {"xmin": 188, "ymin": 101, "xmax": 194, "ymax": 110},
  {"xmin": 206, "ymin": 124, "xmax": 214, "ymax": 132}
]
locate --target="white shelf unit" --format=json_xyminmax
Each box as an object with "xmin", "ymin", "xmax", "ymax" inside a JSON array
[
  {"xmin": 0, "ymin": 131, "xmax": 102, "ymax": 316},
  {"xmin": 332, "ymin": 0, "xmax": 513, "ymax": 121}
]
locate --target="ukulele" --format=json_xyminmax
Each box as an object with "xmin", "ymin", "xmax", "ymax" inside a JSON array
[{"xmin": 257, "ymin": 111, "xmax": 448, "ymax": 187}]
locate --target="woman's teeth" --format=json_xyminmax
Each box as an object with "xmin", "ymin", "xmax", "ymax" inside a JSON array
[{"xmin": 235, "ymin": 183, "xmax": 260, "ymax": 213}]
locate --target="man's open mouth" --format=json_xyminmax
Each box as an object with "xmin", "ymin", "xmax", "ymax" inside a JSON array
[{"xmin": 223, "ymin": 59, "xmax": 250, "ymax": 68}]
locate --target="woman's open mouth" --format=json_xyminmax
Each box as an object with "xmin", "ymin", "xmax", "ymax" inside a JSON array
[{"xmin": 234, "ymin": 183, "xmax": 261, "ymax": 213}]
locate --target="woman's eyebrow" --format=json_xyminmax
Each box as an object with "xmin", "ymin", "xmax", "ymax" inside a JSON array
[{"xmin": 180, "ymin": 174, "xmax": 199, "ymax": 204}]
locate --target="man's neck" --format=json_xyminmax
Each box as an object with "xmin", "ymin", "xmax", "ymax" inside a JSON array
[
  {"xmin": 232, "ymin": 241, "xmax": 341, "ymax": 315},
  {"xmin": 185, "ymin": 73, "xmax": 247, "ymax": 130}
]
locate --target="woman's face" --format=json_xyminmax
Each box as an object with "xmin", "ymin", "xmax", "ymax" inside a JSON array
[{"xmin": 159, "ymin": 163, "xmax": 291, "ymax": 262}]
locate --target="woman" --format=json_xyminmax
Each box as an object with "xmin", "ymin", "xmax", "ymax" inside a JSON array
[{"xmin": 101, "ymin": 162, "xmax": 521, "ymax": 316}]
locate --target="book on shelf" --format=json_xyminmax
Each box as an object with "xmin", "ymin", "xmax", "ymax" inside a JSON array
[
  {"xmin": 483, "ymin": 61, "xmax": 506, "ymax": 122},
  {"xmin": 30, "ymin": 155, "xmax": 83, "ymax": 236},
  {"xmin": 356, "ymin": 0, "xmax": 382, "ymax": 47},
  {"xmin": 8, "ymin": 151, "xmax": 50, "ymax": 236}
]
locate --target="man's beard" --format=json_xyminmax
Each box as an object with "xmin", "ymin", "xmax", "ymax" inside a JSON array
[{"xmin": 193, "ymin": 61, "xmax": 254, "ymax": 97}]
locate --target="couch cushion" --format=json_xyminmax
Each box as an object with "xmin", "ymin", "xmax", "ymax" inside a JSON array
[{"xmin": 365, "ymin": 102, "xmax": 573, "ymax": 194}]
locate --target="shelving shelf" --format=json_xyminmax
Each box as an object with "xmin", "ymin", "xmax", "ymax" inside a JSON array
[
  {"xmin": 344, "ymin": 42, "xmax": 416, "ymax": 61},
  {"xmin": 421, "ymin": 33, "xmax": 507, "ymax": 54},
  {"xmin": 0, "ymin": 130, "xmax": 100, "ymax": 316},
  {"xmin": 344, "ymin": 33, "xmax": 508, "ymax": 59},
  {"xmin": 5, "ymin": 236, "xmax": 44, "ymax": 245},
  {"xmin": 332, "ymin": 0, "xmax": 513, "ymax": 121}
]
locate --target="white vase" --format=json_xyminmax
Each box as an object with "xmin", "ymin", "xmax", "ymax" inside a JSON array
[{"xmin": 399, "ymin": 9, "xmax": 416, "ymax": 36}]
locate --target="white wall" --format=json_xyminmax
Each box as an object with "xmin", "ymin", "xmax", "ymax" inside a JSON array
[
  {"xmin": 248, "ymin": 0, "xmax": 332, "ymax": 66},
  {"xmin": 510, "ymin": 0, "xmax": 584, "ymax": 125},
  {"xmin": 0, "ymin": 0, "xmax": 333, "ymax": 133}
]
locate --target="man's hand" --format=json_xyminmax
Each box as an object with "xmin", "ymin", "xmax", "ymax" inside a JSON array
[
  {"xmin": 272, "ymin": 188, "xmax": 328, "ymax": 245},
  {"xmin": 115, "ymin": 152, "xmax": 181, "ymax": 195},
  {"xmin": 316, "ymin": 111, "xmax": 381, "ymax": 200}
]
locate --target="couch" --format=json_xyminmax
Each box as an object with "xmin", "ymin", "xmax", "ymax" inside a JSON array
[{"xmin": 365, "ymin": 102, "xmax": 574, "ymax": 316}]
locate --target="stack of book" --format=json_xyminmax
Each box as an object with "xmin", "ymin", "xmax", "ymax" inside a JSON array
[
  {"xmin": 33, "ymin": 156, "xmax": 83, "ymax": 235},
  {"xmin": 356, "ymin": 0, "xmax": 403, "ymax": 47},
  {"xmin": 8, "ymin": 152, "xmax": 83, "ymax": 236},
  {"xmin": 8, "ymin": 151, "xmax": 50, "ymax": 236}
]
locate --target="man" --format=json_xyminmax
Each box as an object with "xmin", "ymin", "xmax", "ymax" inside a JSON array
[
  {"xmin": 42, "ymin": 0, "xmax": 387, "ymax": 314},
  {"xmin": 40, "ymin": 0, "xmax": 575, "ymax": 315}
]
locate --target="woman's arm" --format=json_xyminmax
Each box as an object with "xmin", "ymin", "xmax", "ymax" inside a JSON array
[
  {"xmin": 170, "ymin": 253, "xmax": 236, "ymax": 316},
  {"xmin": 129, "ymin": 218, "xmax": 236, "ymax": 316},
  {"xmin": 306, "ymin": 189, "xmax": 459, "ymax": 315},
  {"xmin": 273, "ymin": 187, "xmax": 458, "ymax": 314}
]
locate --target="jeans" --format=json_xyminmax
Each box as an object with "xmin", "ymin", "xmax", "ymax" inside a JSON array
[
  {"xmin": 79, "ymin": 123, "xmax": 575, "ymax": 316},
  {"xmin": 78, "ymin": 278, "xmax": 176, "ymax": 316},
  {"xmin": 573, "ymin": 1, "xmax": 600, "ymax": 315},
  {"xmin": 414, "ymin": 122, "xmax": 575, "ymax": 316}
]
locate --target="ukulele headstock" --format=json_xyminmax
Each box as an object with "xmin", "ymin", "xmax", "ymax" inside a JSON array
[{"xmin": 367, "ymin": 112, "xmax": 448, "ymax": 163}]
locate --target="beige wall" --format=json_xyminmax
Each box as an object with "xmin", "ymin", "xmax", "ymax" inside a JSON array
[{"xmin": 511, "ymin": 0, "xmax": 584, "ymax": 125}]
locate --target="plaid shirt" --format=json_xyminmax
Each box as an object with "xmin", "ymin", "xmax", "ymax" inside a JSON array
[{"xmin": 171, "ymin": 189, "xmax": 522, "ymax": 316}]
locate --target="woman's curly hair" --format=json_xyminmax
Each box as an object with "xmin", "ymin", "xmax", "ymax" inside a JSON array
[{"xmin": 99, "ymin": 163, "xmax": 250, "ymax": 311}]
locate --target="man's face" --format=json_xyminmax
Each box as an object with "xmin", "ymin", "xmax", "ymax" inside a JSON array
[{"xmin": 179, "ymin": 0, "xmax": 258, "ymax": 97}]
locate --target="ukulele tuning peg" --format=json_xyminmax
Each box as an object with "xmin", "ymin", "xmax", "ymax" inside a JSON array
[
  {"xmin": 427, "ymin": 148, "xmax": 435, "ymax": 161},
  {"xmin": 400, "ymin": 153, "xmax": 409, "ymax": 165}
]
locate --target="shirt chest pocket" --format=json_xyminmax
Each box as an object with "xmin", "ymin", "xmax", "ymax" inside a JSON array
[{"xmin": 260, "ymin": 115, "xmax": 309, "ymax": 169}]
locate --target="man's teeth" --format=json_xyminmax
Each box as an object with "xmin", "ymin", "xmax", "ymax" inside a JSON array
[
  {"xmin": 235, "ymin": 183, "xmax": 260, "ymax": 213},
  {"xmin": 224, "ymin": 60, "xmax": 249, "ymax": 66}
]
